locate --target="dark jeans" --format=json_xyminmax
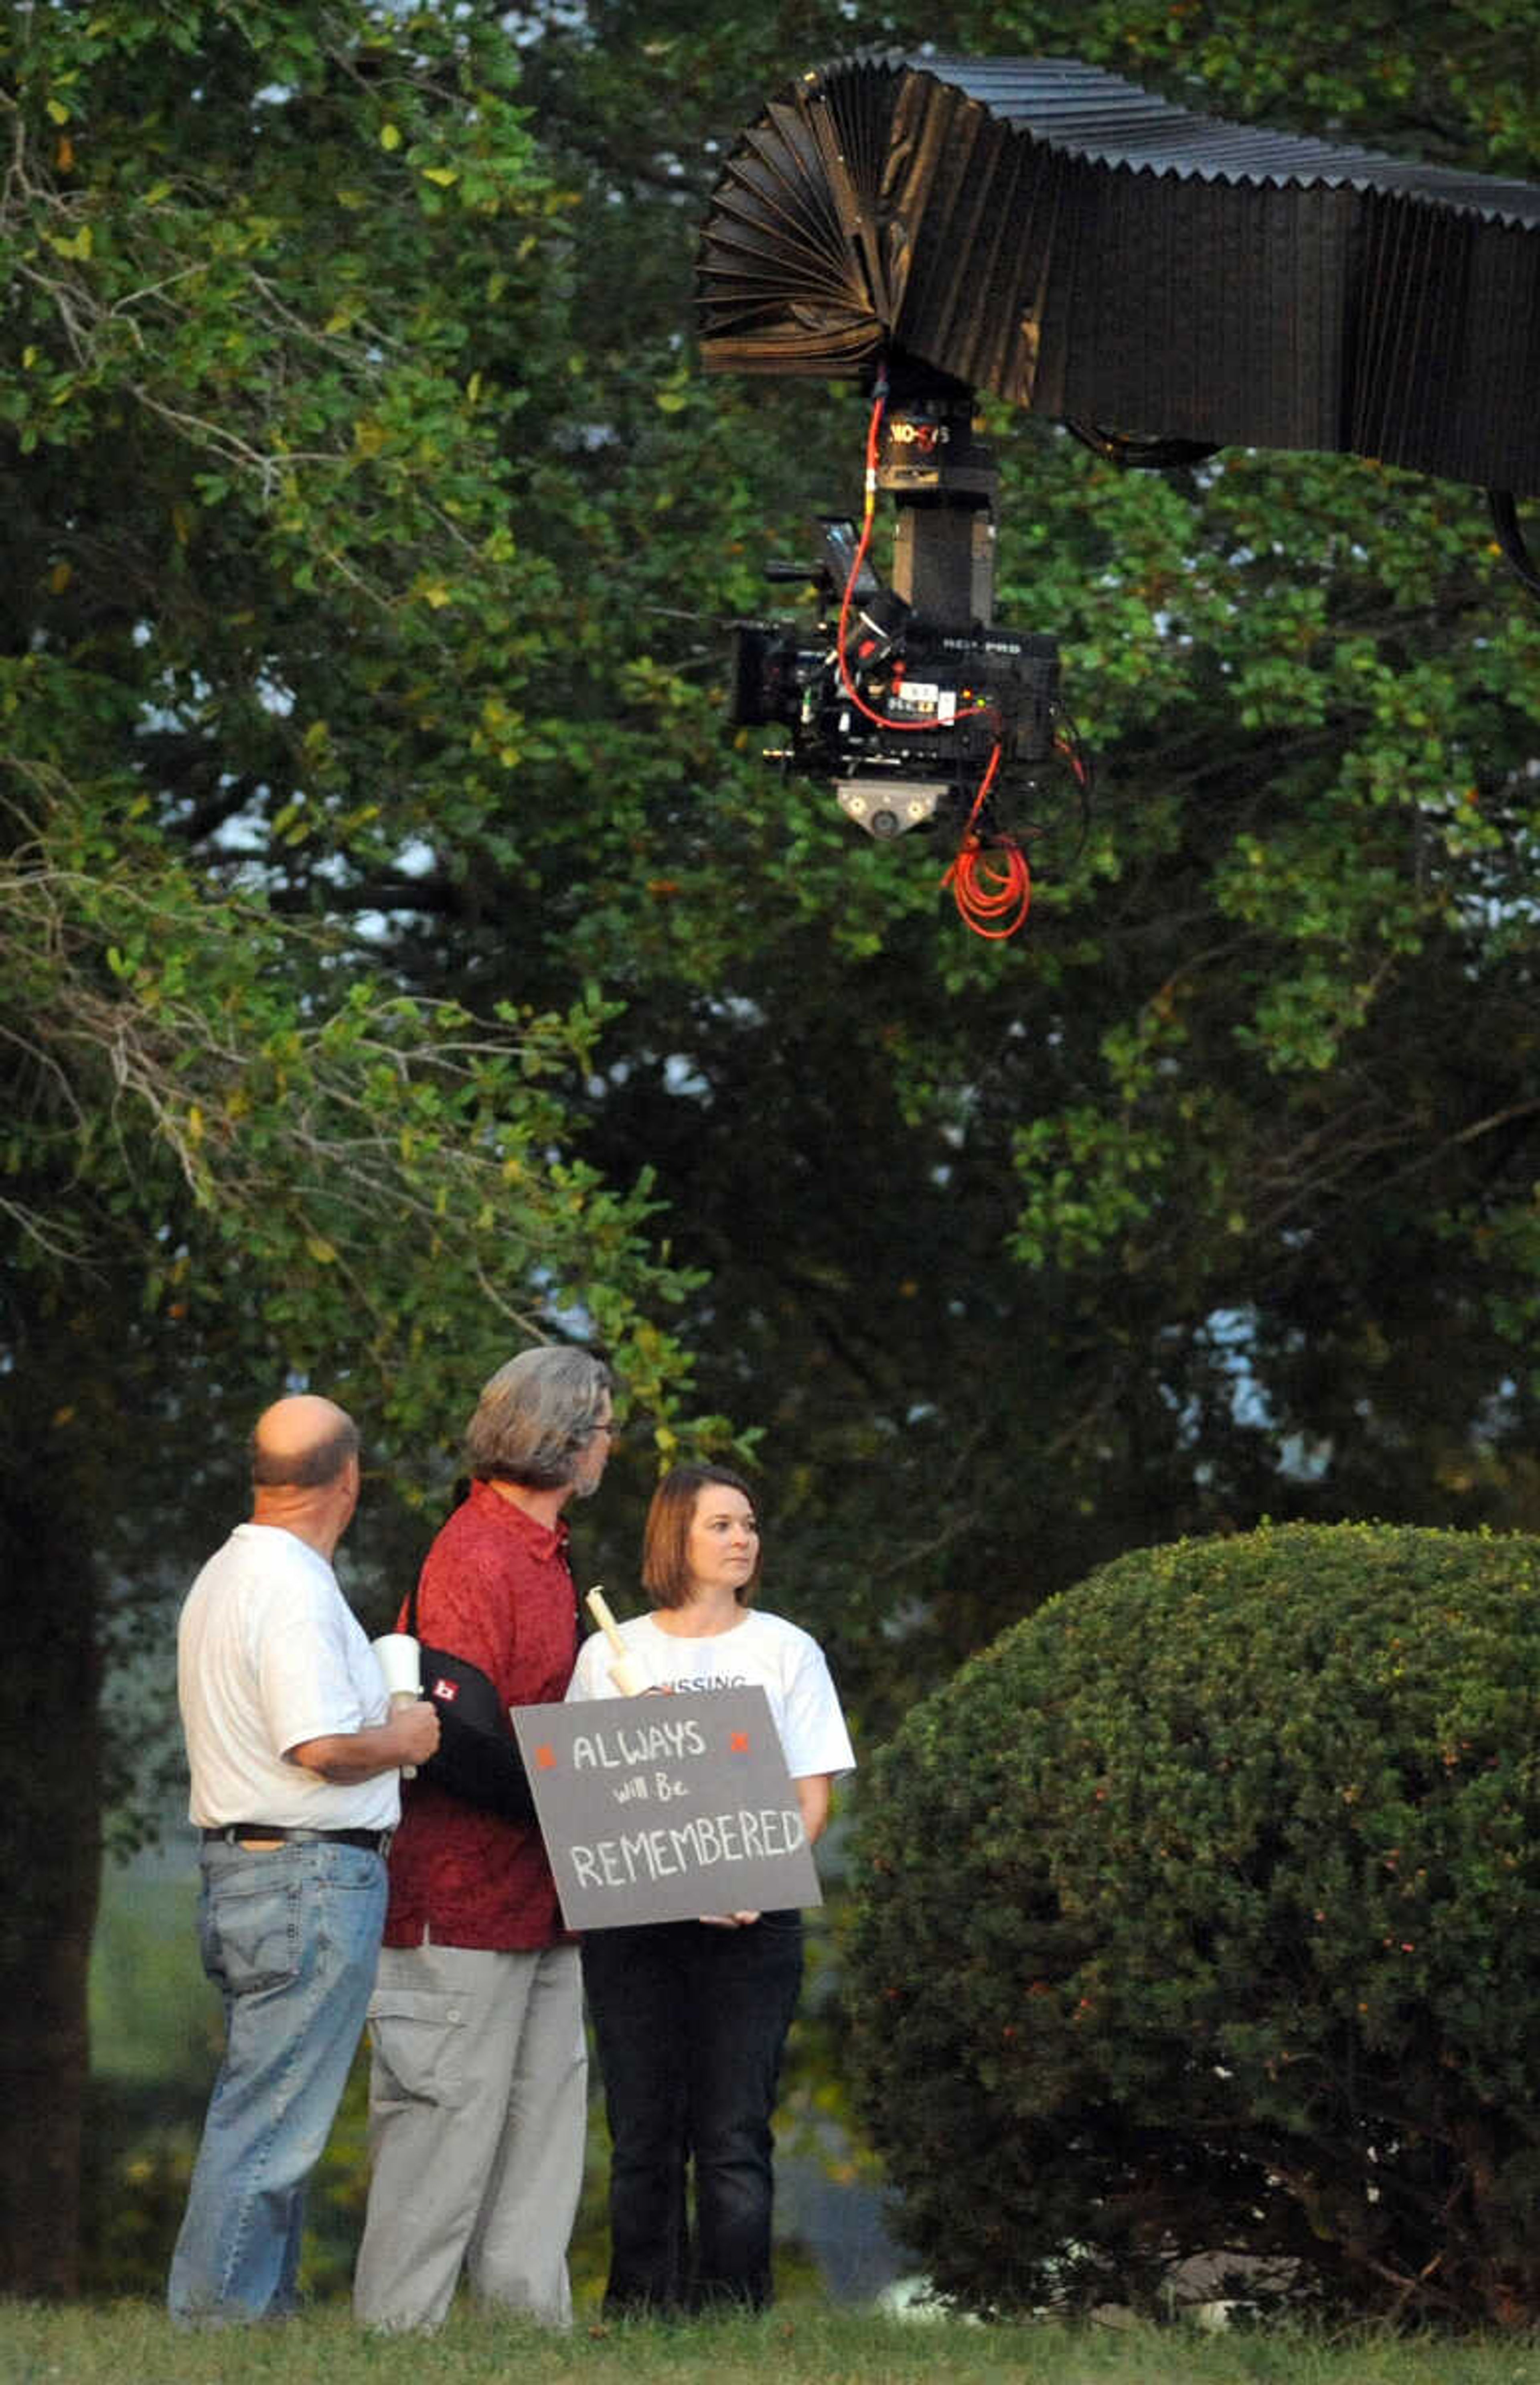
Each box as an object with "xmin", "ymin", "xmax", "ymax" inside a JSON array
[{"xmin": 580, "ymin": 1911, "xmax": 804, "ymax": 2316}]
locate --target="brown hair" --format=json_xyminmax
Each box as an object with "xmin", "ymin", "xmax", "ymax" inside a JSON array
[{"xmin": 641, "ymin": 1464, "xmax": 762, "ymax": 1610}]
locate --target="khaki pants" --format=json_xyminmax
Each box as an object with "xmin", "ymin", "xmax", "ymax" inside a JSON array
[{"xmin": 353, "ymin": 1939, "xmax": 586, "ymax": 2332}]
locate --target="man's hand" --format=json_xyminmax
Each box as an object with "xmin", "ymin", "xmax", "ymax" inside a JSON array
[{"xmin": 392, "ymin": 1698, "xmax": 441, "ymax": 1769}]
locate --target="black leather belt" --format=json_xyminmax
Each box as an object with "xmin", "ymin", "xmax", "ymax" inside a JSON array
[{"xmin": 201, "ymin": 1823, "xmax": 393, "ymax": 1854}]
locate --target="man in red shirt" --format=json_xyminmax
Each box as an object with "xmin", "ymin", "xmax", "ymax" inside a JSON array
[{"xmin": 353, "ymin": 1347, "xmax": 616, "ymax": 2332}]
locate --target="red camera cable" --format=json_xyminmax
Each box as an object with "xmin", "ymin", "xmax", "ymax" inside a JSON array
[{"xmin": 836, "ymin": 380, "xmax": 1030, "ymax": 941}]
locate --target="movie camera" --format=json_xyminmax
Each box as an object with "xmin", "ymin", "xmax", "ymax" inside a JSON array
[{"xmin": 727, "ymin": 372, "xmax": 1084, "ymax": 864}]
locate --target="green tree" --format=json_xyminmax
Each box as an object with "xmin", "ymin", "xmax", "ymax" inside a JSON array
[
  {"xmin": 0, "ymin": 0, "xmax": 715, "ymax": 2296},
  {"xmin": 491, "ymin": 0, "xmax": 1540, "ymax": 1732},
  {"xmin": 8, "ymin": 0, "xmax": 1540, "ymax": 2297}
]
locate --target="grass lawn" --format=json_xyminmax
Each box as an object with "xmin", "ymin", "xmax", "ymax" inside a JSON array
[{"xmin": 7, "ymin": 2301, "xmax": 1540, "ymax": 2385}]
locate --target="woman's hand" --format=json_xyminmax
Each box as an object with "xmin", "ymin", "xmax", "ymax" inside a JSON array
[{"xmin": 698, "ymin": 1910, "xmax": 761, "ymax": 1928}]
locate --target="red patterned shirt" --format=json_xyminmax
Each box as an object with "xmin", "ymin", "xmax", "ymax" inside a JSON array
[{"xmin": 382, "ymin": 1478, "xmax": 578, "ymax": 1951}]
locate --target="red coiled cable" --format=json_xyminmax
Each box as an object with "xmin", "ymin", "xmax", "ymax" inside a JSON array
[{"xmin": 940, "ymin": 745, "xmax": 1032, "ymax": 939}]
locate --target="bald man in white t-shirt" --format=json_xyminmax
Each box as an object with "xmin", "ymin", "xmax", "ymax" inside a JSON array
[{"xmin": 168, "ymin": 1396, "xmax": 438, "ymax": 2328}]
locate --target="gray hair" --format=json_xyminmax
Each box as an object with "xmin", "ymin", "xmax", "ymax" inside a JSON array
[{"xmin": 463, "ymin": 1347, "xmax": 614, "ymax": 1491}]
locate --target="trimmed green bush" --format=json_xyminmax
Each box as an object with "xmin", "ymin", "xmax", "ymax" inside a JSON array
[{"xmin": 845, "ymin": 1523, "xmax": 1540, "ymax": 2326}]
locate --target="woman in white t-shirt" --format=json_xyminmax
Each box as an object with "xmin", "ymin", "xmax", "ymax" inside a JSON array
[{"xmin": 567, "ymin": 1462, "xmax": 854, "ymax": 2316}]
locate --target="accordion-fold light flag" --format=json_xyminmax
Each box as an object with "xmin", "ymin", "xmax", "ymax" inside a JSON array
[{"xmin": 696, "ymin": 53, "xmax": 1540, "ymax": 497}]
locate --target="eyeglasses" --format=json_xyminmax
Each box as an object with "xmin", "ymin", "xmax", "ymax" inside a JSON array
[{"xmin": 589, "ymin": 1420, "xmax": 622, "ymax": 1447}]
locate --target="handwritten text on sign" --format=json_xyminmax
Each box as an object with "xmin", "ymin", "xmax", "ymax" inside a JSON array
[{"xmin": 511, "ymin": 1687, "xmax": 821, "ymax": 1929}]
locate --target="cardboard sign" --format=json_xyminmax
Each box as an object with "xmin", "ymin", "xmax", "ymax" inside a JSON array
[{"xmin": 511, "ymin": 1686, "xmax": 822, "ymax": 1930}]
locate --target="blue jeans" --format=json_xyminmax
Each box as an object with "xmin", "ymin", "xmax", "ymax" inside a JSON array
[
  {"xmin": 580, "ymin": 1912, "xmax": 804, "ymax": 2315},
  {"xmin": 168, "ymin": 1838, "xmax": 387, "ymax": 2325}
]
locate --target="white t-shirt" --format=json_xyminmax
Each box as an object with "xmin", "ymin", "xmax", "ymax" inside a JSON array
[
  {"xmin": 566, "ymin": 1606, "xmax": 855, "ymax": 1781},
  {"xmin": 178, "ymin": 1522, "xmax": 398, "ymax": 1831}
]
